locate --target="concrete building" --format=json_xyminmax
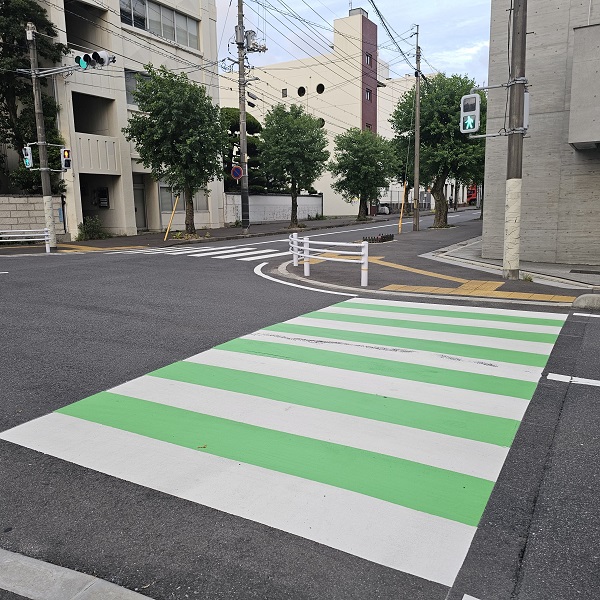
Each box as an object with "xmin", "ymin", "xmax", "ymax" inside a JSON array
[
  {"xmin": 220, "ymin": 8, "xmax": 411, "ymax": 216},
  {"xmin": 484, "ymin": 0, "xmax": 600, "ymax": 265},
  {"xmin": 39, "ymin": 0, "xmax": 223, "ymax": 239}
]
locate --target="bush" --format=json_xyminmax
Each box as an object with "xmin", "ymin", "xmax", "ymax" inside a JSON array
[{"xmin": 75, "ymin": 216, "xmax": 111, "ymax": 241}]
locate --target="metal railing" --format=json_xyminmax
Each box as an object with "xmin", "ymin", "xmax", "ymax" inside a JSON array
[
  {"xmin": 289, "ymin": 233, "xmax": 369, "ymax": 287},
  {"xmin": 0, "ymin": 229, "xmax": 50, "ymax": 253}
]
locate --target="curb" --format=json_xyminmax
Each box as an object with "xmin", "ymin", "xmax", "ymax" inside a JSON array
[
  {"xmin": 572, "ymin": 293, "xmax": 600, "ymax": 310},
  {"xmin": 0, "ymin": 549, "xmax": 152, "ymax": 600}
]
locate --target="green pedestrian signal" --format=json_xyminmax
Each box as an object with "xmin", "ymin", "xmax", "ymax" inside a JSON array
[
  {"xmin": 460, "ymin": 94, "xmax": 481, "ymax": 134},
  {"xmin": 22, "ymin": 146, "xmax": 33, "ymax": 169}
]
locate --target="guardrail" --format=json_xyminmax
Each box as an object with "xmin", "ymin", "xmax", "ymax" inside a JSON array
[
  {"xmin": 289, "ymin": 233, "xmax": 369, "ymax": 287},
  {"xmin": 0, "ymin": 228, "xmax": 50, "ymax": 253}
]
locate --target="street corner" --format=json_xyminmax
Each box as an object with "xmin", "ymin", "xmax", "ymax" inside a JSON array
[{"xmin": 284, "ymin": 251, "xmax": 583, "ymax": 304}]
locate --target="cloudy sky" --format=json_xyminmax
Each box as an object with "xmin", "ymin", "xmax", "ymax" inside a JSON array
[{"xmin": 215, "ymin": 0, "xmax": 492, "ymax": 86}]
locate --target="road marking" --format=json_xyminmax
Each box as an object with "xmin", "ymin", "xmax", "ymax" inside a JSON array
[
  {"xmin": 238, "ymin": 251, "xmax": 291, "ymax": 261},
  {"xmin": 573, "ymin": 312, "xmax": 600, "ymax": 318},
  {"xmin": 213, "ymin": 248, "xmax": 284, "ymax": 260},
  {"xmin": 547, "ymin": 373, "xmax": 600, "ymax": 387},
  {"xmin": 369, "ymin": 257, "xmax": 468, "ymax": 283},
  {"xmin": 0, "ymin": 300, "xmax": 566, "ymax": 587},
  {"xmin": 463, "ymin": 595, "xmax": 482, "ymax": 600},
  {"xmin": 254, "ymin": 262, "xmax": 357, "ymax": 296}
]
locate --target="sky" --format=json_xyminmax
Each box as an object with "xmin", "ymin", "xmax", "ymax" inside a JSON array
[{"xmin": 215, "ymin": 0, "xmax": 492, "ymax": 86}]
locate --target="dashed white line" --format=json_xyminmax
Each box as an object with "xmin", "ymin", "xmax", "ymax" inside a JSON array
[{"xmin": 547, "ymin": 373, "xmax": 600, "ymax": 387}]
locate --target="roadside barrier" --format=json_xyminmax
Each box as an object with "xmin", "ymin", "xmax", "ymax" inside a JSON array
[
  {"xmin": 289, "ymin": 233, "xmax": 369, "ymax": 287},
  {"xmin": 0, "ymin": 228, "xmax": 50, "ymax": 253}
]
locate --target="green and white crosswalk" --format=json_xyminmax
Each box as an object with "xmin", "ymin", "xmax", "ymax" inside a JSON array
[{"xmin": 0, "ymin": 299, "xmax": 567, "ymax": 587}]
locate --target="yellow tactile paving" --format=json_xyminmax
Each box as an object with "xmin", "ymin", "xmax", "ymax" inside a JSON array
[{"xmin": 58, "ymin": 244, "xmax": 148, "ymax": 252}]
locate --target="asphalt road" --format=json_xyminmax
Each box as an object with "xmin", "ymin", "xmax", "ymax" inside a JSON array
[{"xmin": 1, "ymin": 213, "xmax": 598, "ymax": 600}]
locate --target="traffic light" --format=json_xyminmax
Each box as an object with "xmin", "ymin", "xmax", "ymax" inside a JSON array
[
  {"xmin": 61, "ymin": 148, "xmax": 72, "ymax": 170},
  {"xmin": 75, "ymin": 51, "xmax": 115, "ymax": 70},
  {"xmin": 460, "ymin": 93, "xmax": 481, "ymax": 134},
  {"xmin": 22, "ymin": 146, "xmax": 33, "ymax": 169}
]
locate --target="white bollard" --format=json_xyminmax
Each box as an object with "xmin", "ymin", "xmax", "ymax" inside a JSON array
[
  {"xmin": 44, "ymin": 228, "xmax": 50, "ymax": 254},
  {"xmin": 361, "ymin": 241, "xmax": 369, "ymax": 287},
  {"xmin": 292, "ymin": 233, "xmax": 298, "ymax": 267},
  {"xmin": 303, "ymin": 237, "xmax": 310, "ymax": 277}
]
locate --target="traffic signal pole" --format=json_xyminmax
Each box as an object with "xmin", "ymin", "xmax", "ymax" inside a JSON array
[
  {"xmin": 413, "ymin": 26, "xmax": 421, "ymax": 232},
  {"xmin": 503, "ymin": 0, "xmax": 527, "ymax": 279},
  {"xmin": 26, "ymin": 22, "xmax": 57, "ymax": 252},
  {"xmin": 237, "ymin": 0, "xmax": 250, "ymax": 234}
]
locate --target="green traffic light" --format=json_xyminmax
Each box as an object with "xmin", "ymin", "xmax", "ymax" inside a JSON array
[{"xmin": 75, "ymin": 55, "xmax": 88, "ymax": 69}]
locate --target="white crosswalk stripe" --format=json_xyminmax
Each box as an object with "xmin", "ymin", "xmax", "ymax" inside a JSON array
[{"xmin": 106, "ymin": 245, "xmax": 290, "ymax": 261}]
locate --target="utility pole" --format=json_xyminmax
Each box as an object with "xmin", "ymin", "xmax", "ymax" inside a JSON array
[
  {"xmin": 26, "ymin": 22, "xmax": 57, "ymax": 251},
  {"xmin": 237, "ymin": 0, "xmax": 250, "ymax": 234},
  {"xmin": 503, "ymin": 0, "xmax": 527, "ymax": 279},
  {"xmin": 413, "ymin": 25, "xmax": 421, "ymax": 232}
]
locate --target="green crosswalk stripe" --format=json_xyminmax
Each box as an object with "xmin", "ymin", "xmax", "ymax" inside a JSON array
[
  {"xmin": 337, "ymin": 301, "xmax": 566, "ymax": 327},
  {"xmin": 57, "ymin": 391, "xmax": 495, "ymax": 526},
  {"xmin": 303, "ymin": 311, "xmax": 559, "ymax": 343},
  {"xmin": 150, "ymin": 361, "xmax": 521, "ymax": 447},
  {"xmin": 217, "ymin": 338, "xmax": 537, "ymax": 400},
  {"xmin": 265, "ymin": 322, "xmax": 549, "ymax": 367}
]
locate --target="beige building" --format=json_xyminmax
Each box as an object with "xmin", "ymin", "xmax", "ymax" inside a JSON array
[
  {"xmin": 42, "ymin": 0, "xmax": 223, "ymax": 239},
  {"xmin": 220, "ymin": 7, "xmax": 408, "ymax": 216},
  {"xmin": 484, "ymin": 0, "xmax": 600, "ymax": 264}
]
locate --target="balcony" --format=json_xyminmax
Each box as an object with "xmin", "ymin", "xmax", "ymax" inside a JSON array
[{"xmin": 75, "ymin": 134, "xmax": 120, "ymax": 174}]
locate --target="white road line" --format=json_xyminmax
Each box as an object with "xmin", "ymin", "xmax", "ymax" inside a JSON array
[
  {"xmin": 547, "ymin": 373, "xmax": 600, "ymax": 387},
  {"xmin": 348, "ymin": 298, "xmax": 569, "ymax": 321},
  {"xmin": 0, "ymin": 413, "xmax": 476, "ymax": 587},
  {"xmin": 287, "ymin": 316, "xmax": 555, "ymax": 356},
  {"xmin": 463, "ymin": 595, "xmax": 482, "ymax": 600},
  {"xmin": 186, "ymin": 349, "xmax": 531, "ymax": 420},
  {"xmin": 238, "ymin": 251, "xmax": 291, "ymax": 261},
  {"xmin": 113, "ymin": 376, "xmax": 509, "ymax": 480},
  {"xmin": 187, "ymin": 246, "xmax": 256, "ymax": 257},
  {"xmin": 320, "ymin": 306, "xmax": 563, "ymax": 335},
  {"xmin": 573, "ymin": 312, "xmax": 600, "ymax": 318},
  {"xmin": 246, "ymin": 330, "xmax": 544, "ymax": 382},
  {"xmin": 214, "ymin": 248, "xmax": 281, "ymax": 259},
  {"xmin": 253, "ymin": 263, "xmax": 357, "ymax": 297}
]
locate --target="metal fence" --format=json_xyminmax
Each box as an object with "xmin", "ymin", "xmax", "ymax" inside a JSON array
[
  {"xmin": 289, "ymin": 233, "xmax": 369, "ymax": 287},
  {"xmin": 0, "ymin": 228, "xmax": 50, "ymax": 253}
]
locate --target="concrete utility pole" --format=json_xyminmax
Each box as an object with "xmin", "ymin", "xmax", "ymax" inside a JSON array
[
  {"xmin": 413, "ymin": 26, "xmax": 421, "ymax": 232},
  {"xmin": 237, "ymin": 0, "xmax": 250, "ymax": 234},
  {"xmin": 26, "ymin": 22, "xmax": 57, "ymax": 251},
  {"xmin": 503, "ymin": 0, "xmax": 527, "ymax": 279}
]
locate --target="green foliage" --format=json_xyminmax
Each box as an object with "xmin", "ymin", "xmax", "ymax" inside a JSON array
[
  {"xmin": 306, "ymin": 212, "xmax": 326, "ymax": 221},
  {"xmin": 328, "ymin": 128, "xmax": 398, "ymax": 220},
  {"xmin": 391, "ymin": 73, "xmax": 486, "ymax": 227},
  {"xmin": 75, "ymin": 216, "xmax": 111, "ymax": 241},
  {"xmin": 0, "ymin": 0, "xmax": 68, "ymax": 193},
  {"xmin": 261, "ymin": 104, "xmax": 329, "ymax": 227},
  {"xmin": 123, "ymin": 65, "xmax": 226, "ymax": 233}
]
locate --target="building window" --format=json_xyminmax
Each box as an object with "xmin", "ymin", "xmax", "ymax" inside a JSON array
[
  {"xmin": 298, "ymin": 86, "xmax": 306, "ymax": 97},
  {"xmin": 365, "ymin": 88, "xmax": 372, "ymax": 101},
  {"xmin": 365, "ymin": 53, "xmax": 372, "ymax": 66},
  {"xmin": 316, "ymin": 83, "xmax": 325, "ymax": 94},
  {"xmin": 282, "ymin": 88, "xmax": 287, "ymax": 98},
  {"xmin": 125, "ymin": 69, "xmax": 150, "ymax": 105},
  {"xmin": 121, "ymin": 0, "xmax": 199, "ymax": 49},
  {"xmin": 159, "ymin": 184, "xmax": 208, "ymax": 212},
  {"xmin": 318, "ymin": 118, "xmax": 325, "ymax": 128}
]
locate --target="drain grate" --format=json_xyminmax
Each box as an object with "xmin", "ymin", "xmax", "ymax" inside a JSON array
[{"xmin": 570, "ymin": 269, "xmax": 600, "ymax": 275}]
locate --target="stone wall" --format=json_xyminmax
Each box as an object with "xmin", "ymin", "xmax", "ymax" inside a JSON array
[{"xmin": 0, "ymin": 195, "xmax": 66, "ymax": 238}]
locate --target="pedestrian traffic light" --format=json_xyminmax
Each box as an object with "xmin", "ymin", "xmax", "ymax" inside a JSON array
[
  {"xmin": 460, "ymin": 93, "xmax": 481, "ymax": 134},
  {"xmin": 61, "ymin": 148, "xmax": 72, "ymax": 170},
  {"xmin": 22, "ymin": 146, "xmax": 33, "ymax": 169}
]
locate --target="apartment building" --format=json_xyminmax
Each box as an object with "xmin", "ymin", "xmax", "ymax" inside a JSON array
[
  {"xmin": 43, "ymin": 0, "xmax": 223, "ymax": 239},
  {"xmin": 484, "ymin": 0, "xmax": 600, "ymax": 264},
  {"xmin": 220, "ymin": 7, "xmax": 394, "ymax": 216}
]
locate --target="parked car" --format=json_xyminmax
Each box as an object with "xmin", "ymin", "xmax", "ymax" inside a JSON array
[{"xmin": 377, "ymin": 204, "xmax": 390, "ymax": 215}]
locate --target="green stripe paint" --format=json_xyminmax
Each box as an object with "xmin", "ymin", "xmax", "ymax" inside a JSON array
[
  {"xmin": 303, "ymin": 311, "xmax": 559, "ymax": 344},
  {"xmin": 337, "ymin": 301, "xmax": 566, "ymax": 327},
  {"xmin": 266, "ymin": 322, "xmax": 550, "ymax": 368},
  {"xmin": 150, "ymin": 361, "xmax": 521, "ymax": 447},
  {"xmin": 57, "ymin": 392, "xmax": 495, "ymax": 526},
  {"xmin": 218, "ymin": 339, "xmax": 537, "ymax": 400}
]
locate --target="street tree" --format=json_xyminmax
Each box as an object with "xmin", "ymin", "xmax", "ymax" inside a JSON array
[
  {"xmin": 0, "ymin": 0, "xmax": 68, "ymax": 193},
  {"xmin": 390, "ymin": 73, "xmax": 486, "ymax": 227},
  {"xmin": 328, "ymin": 128, "xmax": 398, "ymax": 220},
  {"xmin": 123, "ymin": 65, "xmax": 225, "ymax": 234},
  {"xmin": 261, "ymin": 104, "xmax": 329, "ymax": 227}
]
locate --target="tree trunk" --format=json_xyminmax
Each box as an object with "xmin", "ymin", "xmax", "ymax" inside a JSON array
[
  {"xmin": 432, "ymin": 171, "xmax": 450, "ymax": 228},
  {"xmin": 357, "ymin": 194, "xmax": 369, "ymax": 220},
  {"xmin": 403, "ymin": 184, "xmax": 411, "ymax": 215},
  {"xmin": 290, "ymin": 180, "xmax": 298, "ymax": 227},
  {"xmin": 184, "ymin": 187, "xmax": 196, "ymax": 234}
]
